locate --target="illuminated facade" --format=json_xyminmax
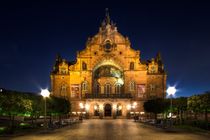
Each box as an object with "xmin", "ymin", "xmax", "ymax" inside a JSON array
[{"xmin": 50, "ymin": 12, "xmax": 167, "ymax": 118}]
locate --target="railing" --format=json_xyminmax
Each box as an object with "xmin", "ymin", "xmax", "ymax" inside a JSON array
[{"xmin": 84, "ymin": 93, "xmax": 132, "ymax": 99}]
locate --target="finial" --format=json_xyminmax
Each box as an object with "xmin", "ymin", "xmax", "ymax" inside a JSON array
[
  {"xmin": 156, "ymin": 52, "xmax": 162, "ymax": 61},
  {"xmin": 56, "ymin": 53, "xmax": 61, "ymax": 61},
  {"xmin": 105, "ymin": 8, "xmax": 110, "ymax": 24}
]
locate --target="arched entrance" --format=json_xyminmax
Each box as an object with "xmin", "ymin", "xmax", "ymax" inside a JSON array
[{"xmin": 104, "ymin": 104, "xmax": 112, "ymax": 116}]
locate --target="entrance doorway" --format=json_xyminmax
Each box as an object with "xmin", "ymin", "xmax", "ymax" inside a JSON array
[{"xmin": 104, "ymin": 104, "xmax": 112, "ymax": 116}]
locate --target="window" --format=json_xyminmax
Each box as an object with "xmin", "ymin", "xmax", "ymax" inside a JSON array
[
  {"xmin": 150, "ymin": 84, "xmax": 156, "ymax": 91},
  {"xmin": 129, "ymin": 81, "xmax": 135, "ymax": 91},
  {"xmin": 130, "ymin": 62, "xmax": 134, "ymax": 70},
  {"xmin": 95, "ymin": 83, "xmax": 101, "ymax": 94},
  {"xmin": 104, "ymin": 41, "xmax": 112, "ymax": 52},
  {"xmin": 60, "ymin": 85, "xmax": 67, "ymax": 97},
  {"xmin": 82, "ymin": 82, "xmax": 88, "ymax": 91},
  {"xmin": 60, "ymin": 68, "xmax": 67, "ymax": 74},
  {"xmin": 104, "ymin": 83, "xmax": 111, "ymax": 94},
  {"xmin": 150, "ymin": 66, "xmax": 156, "ymax": 73},
  {"xmin": 115, "ymin": 84, "xmax": 121, "ymax": 94},
  {"xmin": 150, "ymin": 84, "xmax": 156, "ymax": 97},
  {"xmin": 137, "ymin": 84, "xmax": 146, "ymax": 98},
  {"xmin": 82, "ymin": 62, "xmax": 87, "ymax": 70},
  {"xmin": 71, "ymin": 84, "xmax": 79, "ymax": 98}
]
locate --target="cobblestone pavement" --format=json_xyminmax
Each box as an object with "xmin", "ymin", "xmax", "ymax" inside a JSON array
[{"xmin": 4, "ymin": 119, "xmax": 210, "ymax": 140}]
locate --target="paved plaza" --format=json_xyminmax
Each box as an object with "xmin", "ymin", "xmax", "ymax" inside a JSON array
[{"xmin": 3, "ymin": 119, "xmax": 210, "ymax": 140}]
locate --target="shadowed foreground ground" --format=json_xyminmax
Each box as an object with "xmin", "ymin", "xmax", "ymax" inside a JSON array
[{"xmin": 2, "ymin": 119, "xmax": 210, "ymax": 140}]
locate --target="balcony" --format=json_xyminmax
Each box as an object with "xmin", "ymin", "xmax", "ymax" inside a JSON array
[{"xmin": 84, "ymin": 93, "xmax": 132, "ymax": 99}]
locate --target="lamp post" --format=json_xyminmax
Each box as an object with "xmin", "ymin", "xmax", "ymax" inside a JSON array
[
  {"xmin": 99, "ymin": 104, "xmax": 104, "ymax": 119},
  {"xmin": 113, "ymin": 104, "xmax": 117, "ymax": 119},
  {"xmin": 79, "ymin": 103, "xmax": 84, "ymax": 121},
  {"xmin": 166, "ymin": 86, "xmax": 176, "ymax": 127},
  {"xmin": 85, "ymin": 104, "xmax": 90, "ymax": 119},
  {"xmin": 40, "ymin": 89, "xmax": 50, "ymax": 130},
  {"xmin": 126, "ymin": 104, "xmax": 131, "ymax": 119}
]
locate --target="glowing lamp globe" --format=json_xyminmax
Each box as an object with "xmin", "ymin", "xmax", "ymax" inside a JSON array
[
  {"xmin": 113, "ymin": 104, "xmax": 117, "ymax": 110},
  {"xmin": 85, "ymin": 104, "xmax": 90, "ymax": 111},
  {"xmin": 133, "ymin": 102, "xmax": 137, "ymax": 106},
  {"xmin": 127, "ymin": 104, "xmax": 131, "ymax": 110},
  {"xmin": 167, "ymin": 86, "xmax": 176, "ymax": 96},
  {"xmin": 79, "ymin": 103, "xmax": 84, "ymax": 109},
  {"xmin": 94, "ymin": 105, "xmax": 98, "ymax": 110},
  {"xmin": 40, "ymin": 89, "xmax": 50, "ymax": 98}
]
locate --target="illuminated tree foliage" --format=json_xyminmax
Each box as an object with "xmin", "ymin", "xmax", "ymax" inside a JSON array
[
  {"xmin": 200, "ymin": 92, "xmax": 210, "ymax": 124},
  {"xmin": 0, "ymin": 90, "xmax": 33, "ymax": 130},
  {"xmin": 187, "ymin": 95, "xmax": 202, "ymax": 120},
  {"xmin": 0, "ymin": 89, "xmax": 71, "ymax": 130}
]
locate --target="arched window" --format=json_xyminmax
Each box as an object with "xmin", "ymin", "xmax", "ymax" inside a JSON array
[
  {"xmin": 129, "ymin": 81, "xmax": 135, "ymax": 91},
  {"xmin": 60, "ymin": 68, "xmax": 67, "ymax": 74},
  {"xmin": 60, "ymin": 85, "xmax": 67, "ymax": 97},
  {"xmin": 82, "ymin": 62, "xmax": 87, "ymax": 70},
  {"xmin": 104, "ymin": 83, "xmax": 111, "ymax": 94},
  {"xmin": 130, "ymin": 62, "xmax": 134, "ymax": 70},
  {"xmin": 150, "ymin": 84, "xmax": 156, "ymax": 91},
  {"xmin": 82, "ymin": 81, "xmax": 88, "ymax": 91},
  {"xmin": 115, "ymin": 84, "xmax": 121, "ymax": 94},
  {"xmin": 96, "ymin": 84, "xmax": 101, "ymax": 94}
]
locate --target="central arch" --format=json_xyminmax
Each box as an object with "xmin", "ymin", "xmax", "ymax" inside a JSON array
[
  {"xmin": 93, "ymin": 59, "xmax": 123, "ymax": 72},
  {"xmin": 104, "ymin": 104, "xmax": 112, "ymax": 116}
]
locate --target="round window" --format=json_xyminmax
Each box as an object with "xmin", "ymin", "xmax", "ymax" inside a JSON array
[{"xmin": 106, "ymin": 43, "xmax": 111, "ymax": 49}]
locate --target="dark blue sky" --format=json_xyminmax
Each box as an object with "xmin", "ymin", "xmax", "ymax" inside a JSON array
[{"xmin": 0, "ymin": 1, "xmax": 210, "ymax": 97}]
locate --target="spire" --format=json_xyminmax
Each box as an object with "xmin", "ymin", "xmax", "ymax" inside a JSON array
[
  {"xmin": 100, "ymin": 8, "xmax": 117, "ymax": 33},
  {"xmin": 105, "ymin": 8, "xmax": 111, "ymax": 25},
  {"xmin": 156, "ymin": 52, "xmax": 162, "ymax": 62}
]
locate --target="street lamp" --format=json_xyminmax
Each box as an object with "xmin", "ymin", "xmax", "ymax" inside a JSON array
[
  {"xmin": 40, "ymin": 89, "xmax": 50, "ymax": 129},
  {"xmin": 113, "ymin": 104, "xmax": 117, "ymax": 119},
  {"xmin": 85, "ymin": 104, "xmax": 90, "ymax": 119},
  {"xmin": 166, "ymin": 86, "xmax": 176, "ymax": 127},
  {"xmin": 126, "ymin": 104, "xmax": 131, "ymax": 119},
  {"xmin": 127, "ymin": 104, "xmax": 131, "ymax": 110}
]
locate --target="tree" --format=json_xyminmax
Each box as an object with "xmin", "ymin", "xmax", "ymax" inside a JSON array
[
  {"xmin": 172, "ymin": 97, "xmax": 188, "ymax": 124},
  {"xmin": 0, "ymin": 90, "xmax": 32, "ymax": 131},
  {"xmin": 200, "ymin": 92, "xmax": 210, "ymax": 129},
  {"xmin": 143, "ymin": 98, "xmax": 169, "ymax": 120},
  {"xmin": 187, "ymin": 95, "xmax": 202, "ymax": 120},
  {"xmin": 46, "ymin": 96, "xmax": 71, "ymax": 124}
]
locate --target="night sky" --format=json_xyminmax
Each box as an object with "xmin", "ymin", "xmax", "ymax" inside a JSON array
[{"xmin": 0, "ymin": 1, "xmax": 210, "ymax": 97}]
